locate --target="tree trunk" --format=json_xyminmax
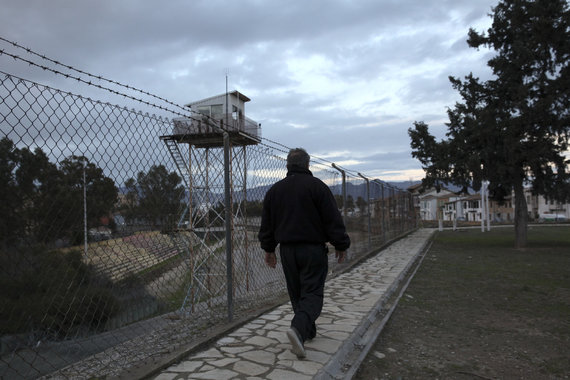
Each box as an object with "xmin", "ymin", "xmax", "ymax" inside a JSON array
[{"xmin": 513, "ymin": 177, "xmax": 528, "ymax": 249}]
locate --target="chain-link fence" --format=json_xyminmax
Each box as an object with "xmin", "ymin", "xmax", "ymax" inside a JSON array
[{"xmin": 0, "ymin": 40, "xmax": 417, "ymax": 379}]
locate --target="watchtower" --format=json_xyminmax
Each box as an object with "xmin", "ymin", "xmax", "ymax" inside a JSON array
[
  {"xmin": 169, "ymin": 90, "xmax": 260, "ymax": 147},
  {"xmin": 160, "ymin": 91, "xmax": 260, "ymax": 315}
]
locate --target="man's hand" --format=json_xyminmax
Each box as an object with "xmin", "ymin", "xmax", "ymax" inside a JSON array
[
  {"xmin": 265, "ymin": 252, "xmax": 277, "ymax": 268},
  {"xmin": 335, "ymin": 250, "xmax": 346, "ymax": 264}
]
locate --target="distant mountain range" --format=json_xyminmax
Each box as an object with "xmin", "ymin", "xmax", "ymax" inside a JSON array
[
  {"xmin": 119, "ymin": 180, "xmax": 422, "ymax": 204},
  {"xmin": 236, "ymin": 180, "xmax": 421, "ymax": 202}
]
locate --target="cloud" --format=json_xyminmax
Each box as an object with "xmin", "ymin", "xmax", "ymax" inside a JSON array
[{"xmin": 0, "ymin": 0, "xmax": 497, "ymax": 183}]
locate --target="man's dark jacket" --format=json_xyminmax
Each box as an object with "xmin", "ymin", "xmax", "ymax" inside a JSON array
[{"xmin": 258, "ymin": 166, "xmax": 350, "ymax": 253}]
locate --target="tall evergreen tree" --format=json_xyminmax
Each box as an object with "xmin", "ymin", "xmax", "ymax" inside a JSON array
[
  {"xmin": 36, "ymin": 155, "xmax": 118, "ymax": 244},
  {"xmin": 127, "ymin": 165, "xmax": 185, "ymax": 230},
  {"xmin": 409, "ymin": 0, "xmax": 569, "ymax": 248}
]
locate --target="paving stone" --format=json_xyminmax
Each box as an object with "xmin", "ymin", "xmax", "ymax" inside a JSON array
[
  {"xmin": 305, "ymin": 338, "xmax": 342, "ymax": 354},
  {"xmin": 193, "ymin": 348, "xmax": 223, "ymax": 359},
  {"xmin": 231, "ymin": 328, "xmax": 252, "ymax": 335},
  {"xmin": 261, "ymin": 314, "xmax": 281, "ymax": 321},
  {"xmin": 208, "ymin": 357, "xmax": 240, "ymax": 367},
  {"xmin": 216, "ymin": 337, "xmax": 237, "ymax": 346},
  {"xmin": 305, "ymin": 349, "xmax": 334, "ymax": 364},
  {"xmin": 276, "ymin": 359, "xmax": 294, "ymax": 367},
  {"xmin": 166, "ymin": 360, "xmax": 203, "ymax": 372},
  {"xmin": 244, "ymin": 336, "xmax": 278, "ymax": 347},
  {"xmin": 321, "ymin": 305, "xmax": 343, "ymax": 313},
  {"xmin": 321, "ymin": 330, "xmax": 350, "ymax": 341},
  {"xmin": 277, "ymin": 348, "xmax": 298, "ymax": 361},
  {"xmin": 267, "ymin": 331, "xmax": 289, "ymax": 344},
  {"xmin": 243, "ymin": 322, "xmax": 265, "ymax": 330},
  {"xmin": 337, "ymin": 305, "xmax": 370, "ymax": 313},
  {"xmin": 334, "ymin": 298, "xmax": 355, "ymax": 304},
  {"xmin": 292, "ymin": 360, "xmax": 323, "ymax": 375},
  {"xmin": 263, "ymin": 322, "xmax": 280, "ymax": 331},
  {"xmin": 239, "ymin": 350, "xmax": 276, "ymax": 365},
  {"xmin": 267, "ymin": 369, "xmax": 312, "ymax": 380},
  {"xmin": 334, "ymin": 318, "xmax": 362, "ymax": 326},
  {"xmin": 317, "ymin": 323, "xmax": 356, "ymax": 333},
  {"xmin": 220, "ymin": 345, "xmax": 254, "ymax": 354},
  {"xmin": 233, "ymin": 360, "xmax": 270, "ymax": 376},
  {"xmin": 153, "ymin": 373, "xmax": 178, "ymax": 380},
  {"xmin": 190, "ymin": 368, "xmax": 238, "ymax": 379},
  {"xmin": 355, "ymin": 297, "xmax": 382, "ymax": 307}
]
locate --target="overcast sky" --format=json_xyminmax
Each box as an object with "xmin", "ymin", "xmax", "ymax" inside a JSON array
[{"xmin": 0, "ymin": 0, "xmax": 498, "ymax": 181}]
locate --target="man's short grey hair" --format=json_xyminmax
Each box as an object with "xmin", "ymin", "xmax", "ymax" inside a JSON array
[{"xmin": 287, "ymin": 148, "xmax": 310, "ymax": 170}]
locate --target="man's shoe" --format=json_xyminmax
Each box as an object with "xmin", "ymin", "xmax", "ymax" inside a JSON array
[{"xmin": 287, "ymin": 327, "xmax": 306, "ymax": 359}]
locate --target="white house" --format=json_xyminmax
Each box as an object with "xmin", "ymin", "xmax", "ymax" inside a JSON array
[
  {"xmin": 536, "ymin": 195, "xmax": 569, "ymax": 221},
  {"xmin": 412, "ymin": 187, "xmax": 455, "ymax": 221},
  {"xmin": 412, "ymin": 183, "xmax": 569, "ymax": 223}
]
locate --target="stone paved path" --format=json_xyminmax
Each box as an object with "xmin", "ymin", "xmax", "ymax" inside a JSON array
[{"xmin": 152, "ymin": 229, "xmax": 434, "ymax": 380}]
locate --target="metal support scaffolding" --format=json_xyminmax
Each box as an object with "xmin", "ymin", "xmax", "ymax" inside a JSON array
[{"xmin": 223, "ymin": 132, "xmax": 233, "ymax": 322}]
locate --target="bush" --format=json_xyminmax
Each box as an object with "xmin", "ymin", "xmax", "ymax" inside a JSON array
[{"xmin": 0, "ymin": 246, "xmax": 119, "ymax": 338}]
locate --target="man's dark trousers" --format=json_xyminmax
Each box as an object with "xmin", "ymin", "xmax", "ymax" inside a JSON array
[{"xmin": 280, "ymin": 243, "xmax": 328, "ymax": 342}]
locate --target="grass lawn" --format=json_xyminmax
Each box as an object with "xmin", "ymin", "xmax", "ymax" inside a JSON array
[{"xmin": 354, "ymin": 226, "xmax": 570, "ymax": 380}]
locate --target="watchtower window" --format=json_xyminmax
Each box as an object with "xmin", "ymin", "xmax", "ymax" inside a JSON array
[
  {"xmin": 197, "ymin": 106, "xmax": 210, "ymax": 116},
  {"xmin": 211, "ymin": 104, "xmax": 223, "ymax": 118}
]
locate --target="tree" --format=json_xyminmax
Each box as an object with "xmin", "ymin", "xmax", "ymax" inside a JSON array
[
  {"xmin": 123, "ymin": 177, "xmax": 140, "ymax": 225},
  {"xmin": 334, "ymin": 194, "xmax": 344, "ymax": 209},
  {"xmin": 0, "ymin": 138, "xmax": 119, "ymax": 246},
  {"xmin": 346, "ymin": 195, "xmax": 355, "ymax": 212},
  {"xmin": 127, "ymin": 165, "xmax": 185, "ymax": 230},
  {"xmin": 0, "ymin": 137, "xmax": 24, "ymax": 246},
  {"xmin": 356, "ymin": 196, "xmax": 367, "ymax": 215},
  {"xmin": 36, "ymin": 155, "xmax": 118, "ymax": 244},
  {"xmin": 409, "ymin": 0, "xmax": 569, "ymax": 248}
]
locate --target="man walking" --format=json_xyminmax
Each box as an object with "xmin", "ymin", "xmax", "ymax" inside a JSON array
[{"xmin": 258, "ymin": 148, "xmax": 350, "ymax": 359}]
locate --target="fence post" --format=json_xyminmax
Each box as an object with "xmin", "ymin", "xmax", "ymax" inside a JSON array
[
  {"xmin": 373, "ymin": 180, "xmax": 385, "ymax": 243},
  {"xmin": 357, "ymin": 173, "xmax": 371, "ymax": 250},
  {"xmin": 223, "ymin": 131, "xmax": 233, "ymax": 322},
  {"xmin": 331, "ymin": 164, "xmax": 347, "ymax": 220}
]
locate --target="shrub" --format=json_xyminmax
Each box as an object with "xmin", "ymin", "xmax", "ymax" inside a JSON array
[{"xmin": 0, "ymin": 246, "xmax": 119, "ymax": 339}]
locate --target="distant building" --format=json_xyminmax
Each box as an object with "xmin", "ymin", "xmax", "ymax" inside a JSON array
[{"xmin": 410, "ymin": 184, "xmax": 569, "ymax": 222}]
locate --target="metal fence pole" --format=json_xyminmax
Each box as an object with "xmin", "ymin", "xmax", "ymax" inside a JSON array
[
  {"xmin": 374, "ymin": 180, "xmax": 386, "ymax": 243},
  {"xmin": 331, "ymin": 164, "xmax": 347, "ymax": 220},
  {"xmin": 223, "ymin": 131, "xmax": 233, "ymax": 322},
  {"xmin": 358, "ymin": 173, "xmax": 371, "ymax": 250}
]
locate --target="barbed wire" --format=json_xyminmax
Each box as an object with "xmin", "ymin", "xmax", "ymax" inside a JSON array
[
  {"xmin": 0, "ymin": 36, "xmax": 192, "ymax": 115},
  {"xmin": 0, "ymin": 36, "xmax": 406, "ymax": 191},
  {"xmin": 0, "ymin": 53, "xmax": 195, "ymax": 120},
  {"xmin": 0, "ymin": 69, "xmax": 188, "ymax": 123}
]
